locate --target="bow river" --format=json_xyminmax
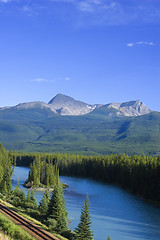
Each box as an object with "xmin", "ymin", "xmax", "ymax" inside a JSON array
[{"xmin": 12, "ymin": 166, "xmax": 160, "ymax": 240}]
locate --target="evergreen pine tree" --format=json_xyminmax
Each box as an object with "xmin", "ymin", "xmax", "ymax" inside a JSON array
[
  {"xmin": 27, "ymin": 190, "xmax": 31, "ymax": 202},
  {"xmin": 44, "ymin": 189, "xmax": 50, "ymax": 206},
  {"xmin": 2, "ymin": 181, "xmax": 7, "ymax": 193},
  {"xmin": 47, "ymin": 183, "xmax": 68, "ymax": 234},
  {"xmin": 13, "ymin": 178, "xmax": 21, "ymax": 196},
  {"xmin": 0, "ymin": 144, "xmax": 12, "ymax": 194},
  {"xmin": 12, "ymin": 179, "xmax": 26, "ymax": 207},
  {"xmin": 30, "ymin": 190, "xmax": 38, "ymax": 209},
  {"xmin": 38, "ymin": 194, "xmax": 48, "ymax": 215},
  {"xmin": 74, "ymin": 195, "xmax": 93, "ymax": 240}
]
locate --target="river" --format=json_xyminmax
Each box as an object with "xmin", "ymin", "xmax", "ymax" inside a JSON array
[{"xmin": 12, "ymin": 166, "xmax": 160, "ymax": 240}]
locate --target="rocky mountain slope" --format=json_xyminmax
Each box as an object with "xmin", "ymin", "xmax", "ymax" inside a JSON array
[
  {"xmin": 105, "ymin": 100, "xmax": 151, "ymax": 117},
  {"xmin": 48, "ymin": 94, "xmax": 100, "ymax": 115},
  {"xmin": 0, "ymin": 94, "xmax": 151, "ymax": 117},
  {"xmin": 0, "ymin": 94, "xmax": 159, "ymax": 155}
]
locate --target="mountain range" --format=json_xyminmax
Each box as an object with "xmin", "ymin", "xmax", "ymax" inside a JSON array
[
  {"xmin": 1, "ymin": 93, "xmax": 151, "ymax": 117},
  {"xmin": 0, "ymin": 94, "xmax": 160, "ymax": 155}
]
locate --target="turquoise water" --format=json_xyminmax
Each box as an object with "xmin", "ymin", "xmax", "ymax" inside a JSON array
[{"xmin": 12, "ymin": 166, "xmax": 160, "ymax": 240}]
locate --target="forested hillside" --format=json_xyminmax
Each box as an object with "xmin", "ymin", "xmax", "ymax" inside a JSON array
[{"xmin": 0, "ymin": 106, "xmax": 160, "ymax": 155}]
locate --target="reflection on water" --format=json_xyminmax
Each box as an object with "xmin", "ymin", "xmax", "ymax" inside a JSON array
[{"xmin": 12, "ymin": 166, "xmax": 160, "ymax": 240}]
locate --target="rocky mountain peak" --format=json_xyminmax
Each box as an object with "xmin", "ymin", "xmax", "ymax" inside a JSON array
[
  {"xmin": 48, "ymin": 94, "xmax": 74, "ymax": 105},
  {"xmin": 48, "ymin": 93, "xmax": 98, "ymax": 115},
  {"xmin": 106, "ymin": 100, "xmax": 151, "ymax": 116}
]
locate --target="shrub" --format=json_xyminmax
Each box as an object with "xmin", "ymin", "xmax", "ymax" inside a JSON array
[
  {"xmin": 45, "ymin": 218, "xmax": 57, "ymax": 231},
  {"xmin": 0, "ymin": 212, "xmax": 34, "ymax": 240}
]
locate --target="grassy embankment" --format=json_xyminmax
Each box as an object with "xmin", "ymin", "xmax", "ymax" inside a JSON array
[
  {"xmin": 0, "ymin": 212, "xmax": 35, "ymax": 240},
  {"xmin": 0, "ymin": 199, "xmax": 68, "ymax": 240}
]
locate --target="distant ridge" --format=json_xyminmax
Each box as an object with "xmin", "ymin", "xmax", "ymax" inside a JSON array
[
  {"xmin": 0, "ymin": 93, "xmax": 151, "ymax": 117},
  {"xmin": 0, "ymin": 94, "xmax": 159, "ymax": 156}
]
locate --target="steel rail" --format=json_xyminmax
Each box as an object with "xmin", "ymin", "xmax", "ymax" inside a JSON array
[{"xmin": 0, "ymin": 203, "xmax": 60, "ymax": 240}]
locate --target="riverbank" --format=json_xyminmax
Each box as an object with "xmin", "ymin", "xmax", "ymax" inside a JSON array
[
  {"xmin": 12, "ymin": 166, "xmax": 160, "ymax": 240},
  {"xmin": 23, "ymin": 183, "xmax": 69, "ymax": 191}
]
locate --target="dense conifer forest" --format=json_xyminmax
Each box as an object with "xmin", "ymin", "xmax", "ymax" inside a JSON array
[
  {"xmin": 23, "ymin": 155, "xmax": 59, "ymax": 188},
  {"xmin": 14, "ymin": 152, "xmax": 160, "ymax": 204}
]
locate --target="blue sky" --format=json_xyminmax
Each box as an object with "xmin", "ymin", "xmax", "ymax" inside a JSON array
[{"xmin": 0, "ymin": 0, "xmax": 160, "ymax": 111}]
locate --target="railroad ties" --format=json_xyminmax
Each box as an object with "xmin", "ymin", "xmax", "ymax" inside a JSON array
[{"xmin": 0, "ymin": 203, "xmax": 60, "ymax": 240}]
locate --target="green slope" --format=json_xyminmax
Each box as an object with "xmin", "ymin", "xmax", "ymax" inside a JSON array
[{"xmin": 0, "ymin": 107, "xmax": 160, "ymax": 155}]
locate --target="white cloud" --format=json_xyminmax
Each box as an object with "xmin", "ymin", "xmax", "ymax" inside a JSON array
[
  {"xmin": 50, "ymin": 0, "xmax": 116, "ymax": 13},
  {"xmin": 77, "ymin": 2, "xmax": 94, "ymax": 12},
  {"xmin": 126, "ymin": 43, "xmax": 135, "ymax": 47},
  {"xmin": 75, "ymin": 0, "xmax": 116, "ymax": 13},
  {"xmin": 137, "ymin": 42, "xmax": 154, "ymax": 46},
  {"xmin": 50, "ymin": 0, "xmax": 160, "ymax": 26},
  {"xmin": 30, "ymin": 78, "xmax": 55, "ymax": 83},
  {"xmin": 31, "ymin": 77, "xmax": 71, "ymax": 83},
  {"xmin": 20, "ymin": 4, "xmax": 41, "ymax": 17},
  {"xmin": 126, "ymin": 42, "xmax": 154, "ymax": 47},
  {"xmin": 1, "ymin": 0, "xmax": 160, "ymax": 26}
]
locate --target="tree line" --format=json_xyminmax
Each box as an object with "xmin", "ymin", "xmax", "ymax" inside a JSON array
[
  {"xmin": 0, "ymin": 145, "xmax": 96, "ymax": 239},
  {"xmin": 14, "ymin": 152, "xmax": 160, "ymax": 203}
]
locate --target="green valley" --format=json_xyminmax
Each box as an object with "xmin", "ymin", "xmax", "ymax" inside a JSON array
[{"xmin": 0, "ymin": 104, "xmax": 160, "ymax": 155}]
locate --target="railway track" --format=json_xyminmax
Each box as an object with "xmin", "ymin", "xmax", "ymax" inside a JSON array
[{"xmin": 0, "ymin": 202, "xmax": 60, "ymax": 240}]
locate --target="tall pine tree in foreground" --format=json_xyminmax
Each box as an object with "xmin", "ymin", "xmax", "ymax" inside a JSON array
[
  {"xmin": 75, "ymin": 195, "xmax": 93, "ymax": 240},
  {"xmin": 0, "ymin": 143, "xmax": 12, "ymax": 194},
  {"xmin": 47, "ymin": 183, "xmax": 68, "ymax": 234}
]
